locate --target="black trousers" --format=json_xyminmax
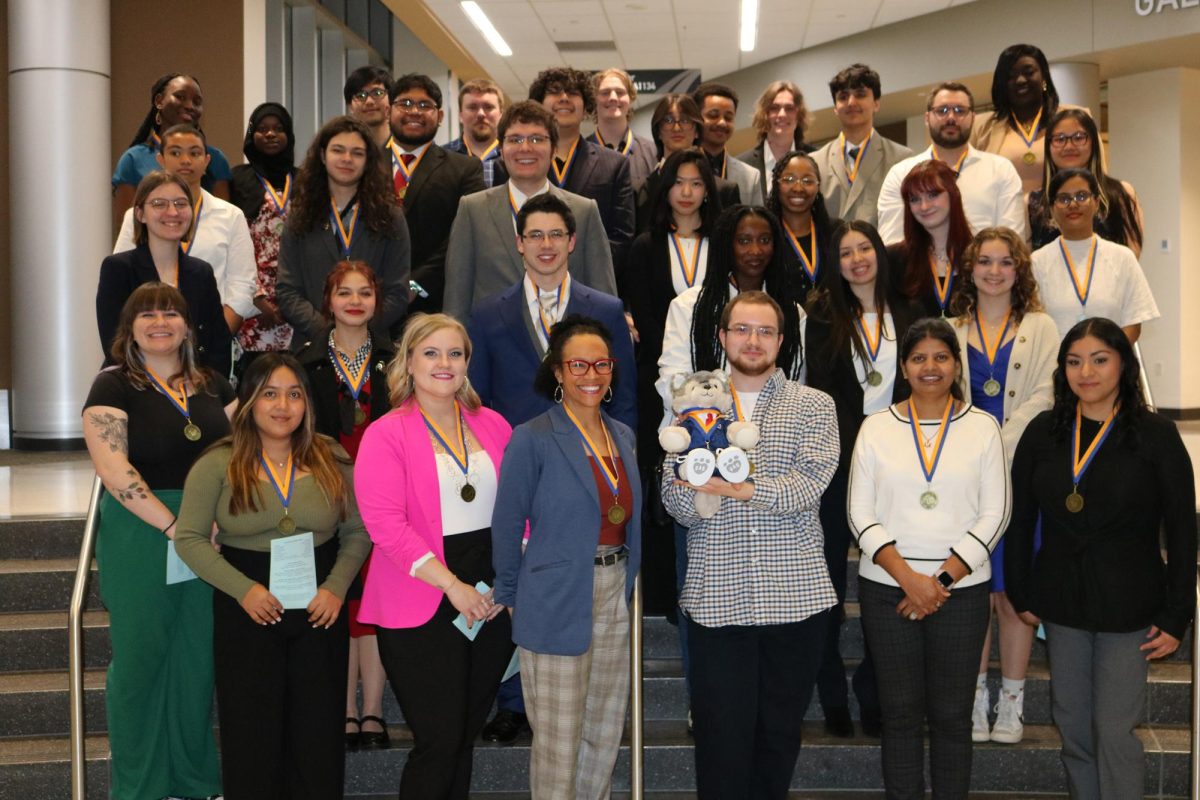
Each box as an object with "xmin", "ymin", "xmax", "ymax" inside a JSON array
[
  {"xmin": 688, "ymin": 609, "xmax": 829, "ymax": 800},
  {"xmin": 376, "ymin": 529, "xmax": 514, "ymax": 800},
  {"xmin": 859, "ymin": 577, "xmax": 990, "ymax": 800},
  {"xmin": 213, "ymin": 537, "xmax": 348, "ymax": 800}
]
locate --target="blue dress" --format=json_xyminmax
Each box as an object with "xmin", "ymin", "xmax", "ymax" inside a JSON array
[{"xmin": 969, "ymin": 338, "xmax": 1014, "ymax": 591}]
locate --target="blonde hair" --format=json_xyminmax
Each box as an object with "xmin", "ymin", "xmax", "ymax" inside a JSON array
[
  {"xmin": 751, "ymin": 80, "xmax": 809, "ymax": 145},
  {"xmin": 590, "ymin": 68, "xmax": 637, "ymax": 119},
  {"xmin": 387, "ymin": 313, "xmax": 482, "ymax": 410},
  {"xmin": 459, "ymin": 78, "xmax": 507, "ymax": 112}
]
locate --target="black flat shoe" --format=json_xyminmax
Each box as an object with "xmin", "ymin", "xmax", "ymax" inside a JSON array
[
  {"xmin": 481, "ymin": 709, "xmax": 528, "ymax": 744},
  {"xmin": 358, "ymin": 715, "xmax": 390, "ymax": 749},
  {"xmin": 860, "ymin": 707, "xmax": 882, "ymax": 738},
  {"xmin": 345, "ymin": 717, "xmax": 361, "ymax": 750},
  {"xmin": 823, "ymin": 706, "xmax": 854, "ymax": 738}
]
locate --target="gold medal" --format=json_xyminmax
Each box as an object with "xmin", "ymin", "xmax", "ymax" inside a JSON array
[
  {"xmin": 278, "ymin": 515, "xmax": 297, "ymax": 534},
  {"xmin": 1065, "ymin": 491, "xmax": 1084, "ymax": 513},
  {"xmin": 982, "ymin": 378, "xmax": 1002, "ymax": 397},
  {"xmin": 354, "ymin": 406, "xmax": 367, "ymax": 425},
  {"xmin": 1023, "ymin": 151, "xmax": 1036, "ymax": 165},
  {"xmin": 183, "ymin": 422, "xmax": 202, "ymax": 441},
  {"xmin": 1068, "ymin": 403, "xmax": 1116, "ymax": 517},
  {"xmin": 607, "ymin": 504, "xmax": 627, "ymax": 525},
  {"xmin": 920, "ymin": 490, "xmax": 939, "ymax": 510},
  {"xmin": 461, "ymin": 483, "xmax": 476, "ymax": 503},
  {"xmin": 867, "ymin": 370, "xmax": 883, "ymax": 387}
]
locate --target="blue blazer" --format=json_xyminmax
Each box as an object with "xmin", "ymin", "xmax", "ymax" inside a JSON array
[
  {"xmin": 491, "ymin": 405, "xmax": 642, "ymax": 655},
  {"xmin": 466, "ymin": 281, "xmax": 636, "ymax": 430}
]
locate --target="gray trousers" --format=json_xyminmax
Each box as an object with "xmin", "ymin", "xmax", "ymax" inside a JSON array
[{"xmin": 1044, "ymin": 622, "xmax": 1149, "ymax": 800}]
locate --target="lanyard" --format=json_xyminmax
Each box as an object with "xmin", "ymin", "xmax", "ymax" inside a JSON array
[
  {"xmin": 783, "ymin": 219, "xmax": 819, "ymax": 283},
  {"xmin": 670, "ymin": 233, "xmax": 702, "ymax": 288},
  {"xmin": 928, "ymin": 253, "xmax": 954, "ymax": 314},
  {"xmin": 549, "ymin": 139, "xmax": 580, "ymax": 187},
  {"xmin": 908, "ymin": 395, "xmax": 954, "ymax": 486},
  {"xmin": 1059, "ymin": 236, "xmax": 1098, "ymax": 309},
  {"xmin": 329, "ymin": 201, "xmax": 359, "ymax": 257},
  {"xmin": 258, "ymin": 173, "xmax": 291, "ymax": 214}
]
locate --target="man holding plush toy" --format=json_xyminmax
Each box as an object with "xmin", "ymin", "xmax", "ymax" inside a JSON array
[{"xmin": 660, "ymin": 290, "xmax": 840, "ymax": 799}]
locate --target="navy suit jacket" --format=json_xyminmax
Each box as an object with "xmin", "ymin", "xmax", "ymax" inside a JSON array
[
  {"xmin": 491, "ymin": 404, "xmax": 642, "ymax": 655},
  {"xmin": 467, "ymin": 280, "xmax": 636, "ymax": 431}
]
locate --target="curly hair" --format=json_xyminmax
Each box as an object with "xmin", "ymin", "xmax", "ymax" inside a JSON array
[
  {"xmin": 900, "ymin": 160, "xmax": 974, "ymax": 301},
  {"xmin": 532, "ymin": 315, "xmax": 617, "ymax": 401},
  {"xmin": 1049, "ymin": 317, "xmax": 1145, "ymax": 443},
  {"xmin": 690, "ymin": 206, "xmax": 803, "ymax": 379},
  {"xmin": 528, "ymin": 67, "xmax": 596, "ymax": 116},
  {"xmin": 287, "ymin": 116, "xmax": 396, "ymax": 236},
  {"xmin": 767, "ymin": 151, "xmax": 834, "ymax": 238},
  {"xmin": 950, "ymin": 227, "xmax": 1042, "ymax": 319}
]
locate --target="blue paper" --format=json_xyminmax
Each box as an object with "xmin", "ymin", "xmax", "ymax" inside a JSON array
[
  {"xmin": 451, "ymin": 581, "xmax": 491, "ymax": 640},
  {"xmin": 269, "ymin": 531, "xmax": 318, "ymax": 609},
  {"xmin": 501, "ymin": 650, "xmax": 520, "ymax": 683},
  {"xmin": 165, "ymin": 540, "xmax": 198, "ymax": 585}
]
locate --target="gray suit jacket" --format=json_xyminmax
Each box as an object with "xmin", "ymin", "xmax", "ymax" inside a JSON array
[
  {"xmin": 812, "ymin": 134, "xmax": 913, "ymax": 228},
  {"xmin": 724, "ymin": 154, "xmax": 764, "ymax": 207},
  {"xmin": 443, "ymin": 183, "xmax": 616, "ymax": 321}
]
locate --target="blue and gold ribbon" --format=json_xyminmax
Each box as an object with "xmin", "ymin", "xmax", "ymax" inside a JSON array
[
  {"xmin": 595, "ymin": 128, "xmax": 632, "ymax": 156},
  {"xmin": 783, "ymin": 220, "xmax": 819, "ymax": 283},
  {"xmin": 1059, "ymin": 235, "xmax": 1097, "ymax": 311},
  {"xmin": 908, "ymin": 395, "xmax": 954, "ymax": 486},
  {"xmin": 258, "ymin": 173, "xmax": 291, "ymax": 215},
  {"xmin": 330, "ymin": 200, "xmax": 359, "ymax": 257},
  {"xmin": 841, "ymin": 130, "xmax": 874, "ymax": 184},
  {"xmin": 1071, "ymin": 402, "xmax": 1117, "ymax": 490},
  {"xmin": 549, "ymin": 138, "xmax": 580, "ymax": 188},
  {"xmin": 670, "ymin": 233, "xmax": 702, "ymax": 289},
  {"xmin": 181, "ymin": 195, "xmax": 203, "ymax": 256},
  {"xmin": 421, "ymin": 401, "xmax": 470, "ymax": 481}
]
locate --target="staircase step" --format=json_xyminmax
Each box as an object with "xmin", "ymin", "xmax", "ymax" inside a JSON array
[
  {"xmin": 0, "ymin": 560, "xmax": 101, "ymax": 613},
  {"xmin": 0, "ymin": 611, "xmax": 110, "ymax": 672},
  {"xmin": 0, "ymin": 518, "xmax": 89, "ymax": 561}
]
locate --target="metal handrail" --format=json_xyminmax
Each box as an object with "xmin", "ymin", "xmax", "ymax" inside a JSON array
[
  {"xmin": 1133, "ymin": 342, "xmax": 1156, "ymax": 412},
  {"xmin": 69, "ymin": 475, "xmax": 104, "ymax": 800},
  {"xmin": 629, "ymin": 572, "xmax": 644, "ymax": 800}
]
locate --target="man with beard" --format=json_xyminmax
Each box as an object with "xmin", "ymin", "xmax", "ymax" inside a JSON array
[
  {"xmin": 660, "ymin": 290, "xmax": 839, "ymax": 799},
  {"xmin": 386, "ymin": 73, "xmax": 485, "ymax": 314},
  {"xmin": 876, "ymin": 82, "xmax": 1026, "ymax": 243},
  {"xmin": 445, "ymin": 77, "xmax": 506, "ymax": 188},
  {"xmin": 344, "ymin": 65, "xmax": 393, "ymax": 148}
]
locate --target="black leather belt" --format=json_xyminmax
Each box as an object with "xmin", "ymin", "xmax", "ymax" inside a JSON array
[{"xmin": 594, "ymin": 550, "xmax": 628, "ymax": 566}]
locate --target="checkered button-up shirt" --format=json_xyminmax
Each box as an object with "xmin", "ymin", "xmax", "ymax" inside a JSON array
[{"xmin": 661, "ymin": 369, "xmax": 840, "ymax": 627}]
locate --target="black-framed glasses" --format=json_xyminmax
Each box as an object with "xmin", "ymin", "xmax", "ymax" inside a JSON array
[
  {"xmin": 929, "ymin": 105, "xmax": 972, "ymax": 119},
  {"xmin": 353, "ymin": 88, "xmax": 388, "ymax": 102},
  {"xmin": 393, "ymin": 98, "xmax": 438, "ymax": 112},
  {"xmin": 659, "ymin": 116, "xmax": 696, "ymax": 130},
  {"xmin": 1049, "ymin": 131, "xmax": 1090, "ymax": 148},
  {"xmin": 1052, "ymin": 190, "xmax": 1095, "ymax": 208},
  {"xmin": 562, "ymin": 358, "xmax": 614, "ymax": 376}
]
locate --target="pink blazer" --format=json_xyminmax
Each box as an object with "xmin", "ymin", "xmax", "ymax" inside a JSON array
[{"xmin": 353, "ymin": 400, "xmax": 513, "ymax": 628}]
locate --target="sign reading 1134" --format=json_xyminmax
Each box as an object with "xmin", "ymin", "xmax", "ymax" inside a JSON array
[{"xmin": 1135, "ymin": 0, "xmax": 1198, "ymax": 15}]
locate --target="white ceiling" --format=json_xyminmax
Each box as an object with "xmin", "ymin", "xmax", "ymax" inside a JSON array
[{"xmin": 423, "ymin": 0, "xmax": 980, "ymax": 105}]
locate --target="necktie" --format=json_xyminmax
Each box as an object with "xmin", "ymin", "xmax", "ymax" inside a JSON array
[
  {"xmin": 845, "ymin": 145, "xmax": 859, "ymax": 171},
  {"xmin": 394, "ymin": 153, "xmax": 415, "ymax": 197}
]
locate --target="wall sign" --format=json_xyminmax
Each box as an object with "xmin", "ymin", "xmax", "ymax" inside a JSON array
[{"xmin": 1135, "ymin": 0, "xmax": 1199, "ymax": 15}]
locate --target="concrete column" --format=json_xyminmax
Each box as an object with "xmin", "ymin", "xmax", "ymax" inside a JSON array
[
  {"xmin": 906, "ymin": 114, "xmax": 927, "ymax": 152},
  {"xmin": 290, "ymin": 5, "xmax": 319, "ymax": 156},
  {"xmin": 319, "ymin": 27, "xmax": 347, "ymax": 125},
  {"xmin": 1107, "ymin": 67, "xmax": 1200, "ymax": 414},
  {"xmin": 1049, "ymin": 61, "xmax": 1101, "ymax": 119},
  {"xmin": 8, "ymin": 0, "xmax": 110, "ymax": 448}
]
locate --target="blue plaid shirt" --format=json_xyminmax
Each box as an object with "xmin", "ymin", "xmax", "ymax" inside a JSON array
[{"xmin": 445, "ymin": 137, "xmax": 502, "ymax": 188}]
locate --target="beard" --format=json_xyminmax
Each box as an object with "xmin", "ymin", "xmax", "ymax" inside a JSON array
[
  {"xmin": 727, "ymin": 350, "xmax": 775, "ymax": 377},
  {"xmin": 930, "ymin": 123, "xmax": 969, "ymax": 149}
]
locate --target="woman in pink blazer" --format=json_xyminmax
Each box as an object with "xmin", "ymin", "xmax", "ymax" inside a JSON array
[{"xmin": 354, "ymin": 312, "xmax": 514, "ymax": 800}]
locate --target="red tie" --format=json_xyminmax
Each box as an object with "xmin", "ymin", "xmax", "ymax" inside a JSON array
[{"xmin": 393, "ymin": 153, "xmax": 415, "ymax": 198}]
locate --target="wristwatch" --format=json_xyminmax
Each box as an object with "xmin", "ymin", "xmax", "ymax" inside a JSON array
[{"xmin": 935, "ymin": 570, "xmax": 954, "ymax": 589}]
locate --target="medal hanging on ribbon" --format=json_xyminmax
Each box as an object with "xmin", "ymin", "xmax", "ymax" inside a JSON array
[
  {"xmin": 261, "ymin": 452, "xmax": 297, "ymax": 533},
  {"xmin": 388, "ymin": 139, "xmax": 425, "ymax": 200},
  {"xmin": 181, "ymin": 195, "xmax": 203, "ymax": 257},
  {"xmin": 931, "ymin": 145, "xmax": 968, "ymax": 176},
  {"xmin": 536, "ymin": 277, "xmax": 567, "ymax": 343},
  {"xmin": 908, "ymin": 396, "xmax": 954, "ymax": 510},
  {"xmin": 1059, "ymin": 235, "xmax": 1097, "ymax": 323},
  {"xmin": 422, "ymin": 401, "xmax": 476, "ymax": 502},
  {"xmin": 595, "ymin": 128, "xmax": 633, "ymax": 157},
  {"xmin": 330, "ymin": 201, "xmax": 359, "ymax": 258},
  {"xmin": 1011, "ymin": 109, "xmax": 1043, "ymax": 166},
  {"xmin": 1067, "ymin": 403, "xmax": 1118, "ymax": 513},
  {"xmin": 842, "ymin": 130, "xmax": 873, "ymax": 185},
  {"xmin": 784, "ymin": 220, "xmax": 819, "ymax": 285},
  {"xmin": 331, "ymin": 345, "xmax": 370, "ymax": 425},
  {"xmin": 563, "ymin": 405, "xmax": 625, "ymax": 524},
  {"xmin": 855, "ymin": 312, "xmax": 884, "ymax": 387},
  {"xmin": 550, "ymin": 139, "xmax": 579, "ymax": 188},
  {"xmin": 975, "ymin": 311, "xmax": 1012, "ymax": 398},
  {"xmin": 670, "ymin": 233, "xmax": 701, "ymax": 289},
  {"xmin": 467, "ymin": 138, "xmax": 500, "ymax": 161},
  {"xmin": 258, "ymin": 173, "xmax": 292, "ymax": 216},
  {"xmin": 146, "ymin": 366, "xmax": 201, "ymax": 441},
  {"xmin": 928, "ymin": 254, "xmax": 954, "ymax": 316}
]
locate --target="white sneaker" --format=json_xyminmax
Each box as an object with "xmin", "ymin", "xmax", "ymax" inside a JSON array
[
  {"xmin": 971, "ymin": 683, "xmax": 991, "ymax": 742},
  {"xmin": 990, "ymin": 691, "xmax": 1024, "ymax": 744}
]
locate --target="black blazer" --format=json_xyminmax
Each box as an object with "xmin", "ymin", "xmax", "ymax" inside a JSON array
[
  {"xmin": 586, "ymin": 131, "xmax": 658, "ymax": 192},
  {"xmin": 778, "ymin": 215, "xmax": 842, "ymax": 310},
  {"xmin": 885, "ymin": 241, "xmax": 962, "ymax": 319},
  {"xmin": 635, "ymin": 169, "xmax": 741, "ymax": 236},
  {"xmin": 804, "ymin": 296, "xmax": 921, "ymax": 467},
  {"xmin": 296, "ymin": 332, "xmax": 395, "ymax": 438},
  {"xmin": 554, "ymin": 139, "xmax": 636, "ymax": 274},
  {"xmin": 737, "ymin": 141, "xmax": 815, "ymax": 202},
  {"xmin": 401, "ymin": 144, "xmax": 486, "ymax": 314},
  {"xmin": 96, "ymin": 243, "xmax": 232, "ymax": 376}
]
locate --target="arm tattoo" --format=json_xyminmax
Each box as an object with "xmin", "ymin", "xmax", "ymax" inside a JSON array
[
  {"xmin": 115, "ymin": 469, "xmax": 149, "ymax": 503},
  {"xmin": 88, "ymin": 412, "xmax": 128, "ymax": 455}
]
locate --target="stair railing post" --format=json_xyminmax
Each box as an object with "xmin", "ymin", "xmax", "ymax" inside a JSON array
[
  {"xmin": 630, "ymin": 571, "xmax": 644, "ymax": 800},
  {"xmin": 70, "ymin": 475, "xmax": 104, "ymax": 800}
]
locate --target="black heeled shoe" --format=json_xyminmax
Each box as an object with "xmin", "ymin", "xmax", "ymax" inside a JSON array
[
  {"xmin": 358, "ymin": 715, "xmax": 391, "ymax": 749},
  {"xmin": 345, "ymin": 717, "xmax": 361, "ymax": 750}
]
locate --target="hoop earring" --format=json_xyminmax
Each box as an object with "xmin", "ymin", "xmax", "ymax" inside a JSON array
[
  {"xmin": 154, "ymin": 109, "xmax": 163, "ymax": 127},
  {"xmin": 603, "ymin": 386, "xmax": 614, "ymax": 403},
  {"xmin": 554, "ymin": 384, "xmax": 564, "ymax": 404}
]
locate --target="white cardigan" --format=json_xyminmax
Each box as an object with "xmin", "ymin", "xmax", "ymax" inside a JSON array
[
  {"xmin": 848, "ymin": 403, "xmax": 1011, "ymax": 589},
  {"xmin": 953, "ymin": 311, "xmax": 1057, "ymax": 467}
]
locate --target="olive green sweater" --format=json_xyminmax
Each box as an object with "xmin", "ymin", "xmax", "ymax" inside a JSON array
[{"xmin": 175, "ymin": 444, "xmax": 371, "ymax": 602}]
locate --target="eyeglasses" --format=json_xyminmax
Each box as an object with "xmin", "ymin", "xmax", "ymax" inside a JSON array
[
  {"xmin": 145, "ymin": 198, "xmax": 191, "ymax": 211},
  {"xmin": 929, "ymin": 105, "xmax": 973, "ymax": 119},
  {"xmin": 725, "ymin": 324, "xmax": 779, "ymax": 339},
  {"xmin": 353, "ymin": 88, "xmax": 388, "ymax": 102},
  {"xmin": 521, "ymin": 229, "xmax": 569, "ymax": 243},
  {"xmin": 779, "ymin": 175, "xmax": 818, "ymax": 187},
  {"xmin": 1052, "ymin": 190, "xmax": 1095, "ymax": 207},
  {"xmin": 1049, "ymin": 131, "xmax": 1090, "ymax": 148},
  {"xmin": 503, "ymin": 134, "xmax": 549, "ymax": 147},
  {"xmin": 659, "ymin": 116, "xmax": 696, "ymax": 130},
  {"xmin": 393, "ymin": 98, "xmax": 438, "ymax": 112},
  {"xmin": 561, "ymin": 358, "xmax": 615, "ymax": 375}
]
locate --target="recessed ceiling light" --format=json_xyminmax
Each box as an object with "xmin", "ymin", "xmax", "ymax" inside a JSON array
[
  {"xmin": 740, "ymin": 0, "xmax": 758, "ymax": 52},
  {"xmin": 460, "ymin": 1, "xmax": 512, "ymax": 57}
]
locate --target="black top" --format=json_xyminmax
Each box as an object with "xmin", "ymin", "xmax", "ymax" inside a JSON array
[
  {"xmin": 1005, "ymin": 410, "xmax": 1197, "ymax": 639},
  {"xmin": 885, "ymin": 242, "xmax": 959, "ymax": 320},
  {"xmin": 1028, "ymin": 177, "xmax": 1139, "ymax": 252},
  {"xmin": 635, "ymin": 169, "xmax": 740, "ymax": 237},
  {"xmin": 778, "ymin": 216, "xmax": 841, "ymax": 310},
  {"xmin": 296, "ymin": 333, "xmax": 395, "ymax": 439},
  {"xmin": 83, "ymin": 367, "xmax": 234, "ymax": 490}
]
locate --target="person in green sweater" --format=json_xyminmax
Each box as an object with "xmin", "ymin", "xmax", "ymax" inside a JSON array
[{"xmin": 176, "ymin": 351, "xmax": 371, "ymax": 799}]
